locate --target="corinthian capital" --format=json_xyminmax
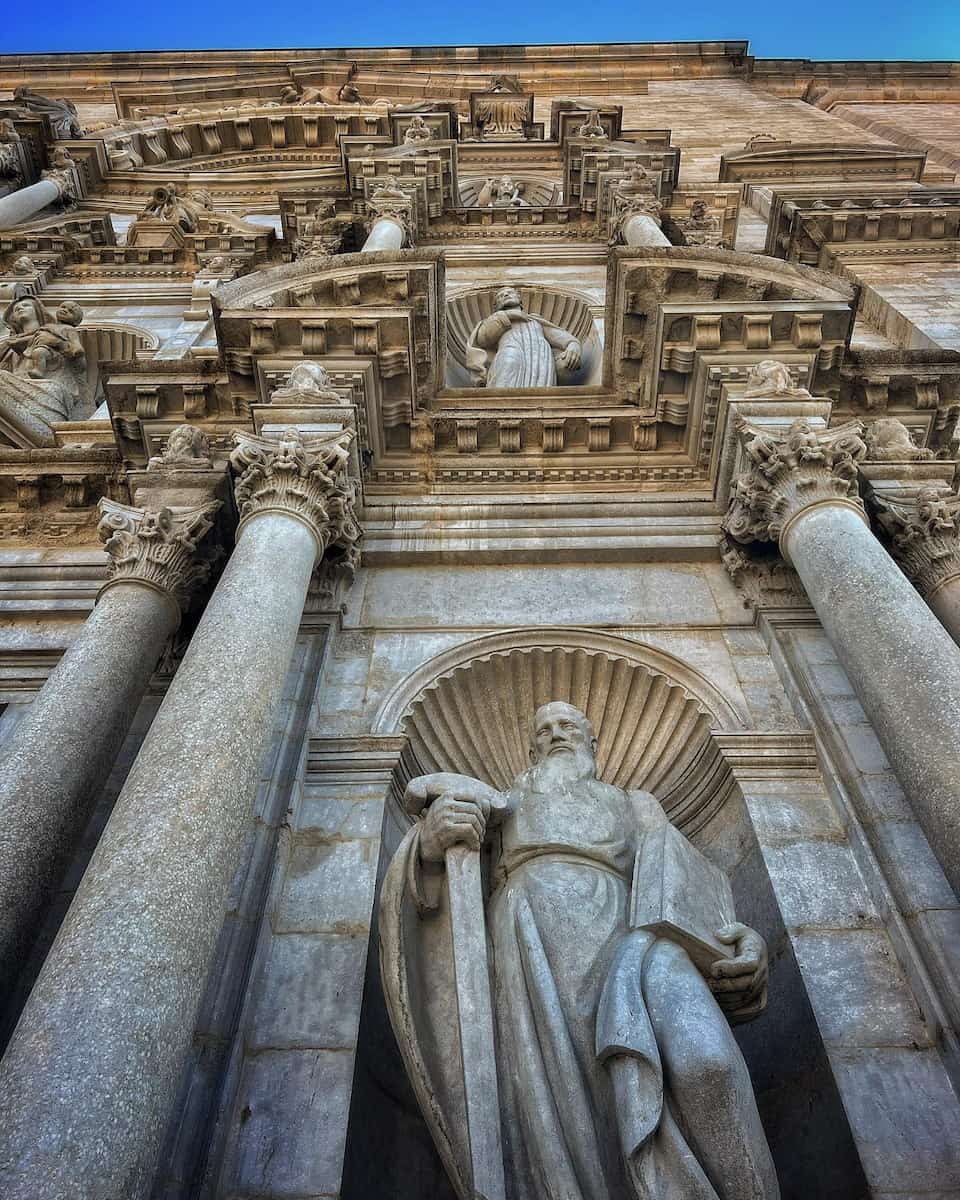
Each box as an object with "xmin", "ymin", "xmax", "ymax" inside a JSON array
[
  {"xmin": 869, "ymin": 485, "xmax": 960, "ymax": 598},
  {"xmin": 722, "ymin": 418, "xmax": 867, "ymax": 548},
  {"xmin": 229, "ymin": 427, "xmax": 359, "ymax": 560},
  {"xmin": 364, "ymin": 184, "xmax": 416, "ymax": 244},
  {"xmin": 97, "ymin": 498, "xmax": 222, "ymax": 616}
]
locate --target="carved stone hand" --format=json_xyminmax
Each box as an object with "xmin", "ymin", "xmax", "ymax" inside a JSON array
[
  {"xmin": 709, "ymin": 921, "xmax": 769, "ymax": 1022},
  {"xmin": 404, "ymin": 772, "xmax": 505, "ymax": 865},
  {"xmin": 557, "ymin": 340, "xmax": 582, "ymax": 372},
  {"xmin": 418, "ymin": 794, "xmax": 489, "ymax": 863}
]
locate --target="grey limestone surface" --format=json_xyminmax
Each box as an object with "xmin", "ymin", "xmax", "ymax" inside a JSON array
[
  {"xmin": 0, "ymin": 512, "xmax": 319, "ymax": 1199},
  {"xmin": 0, "ymin": 581, "xmax": 177, "ymax": 1005}
]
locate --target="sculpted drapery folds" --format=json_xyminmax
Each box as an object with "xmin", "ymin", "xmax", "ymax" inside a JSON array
[
  {"xmin": 0, "ymin": 296, "xmax": 88, "ymax": 447},
  {"xmin": 380, "ymin": 702, "xmax": 780, "ymax": 1200},
  {"xmin": 466, "ymin": 286, "xmax": 582, "ymax": 388}
]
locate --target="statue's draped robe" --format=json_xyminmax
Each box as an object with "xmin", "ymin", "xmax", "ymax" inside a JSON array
[
  {"xmin": 0, "ymin": 323, "xmax": 86, "ymax": 446},
  {"xmin": 466, "ymin": 311, "xmax": 577, "ymax": 388},
  {"xmin": 380, "ymin": 772, "xmax": 772, "ymax": 1200}
]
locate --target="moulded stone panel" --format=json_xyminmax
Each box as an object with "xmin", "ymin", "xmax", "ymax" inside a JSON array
[
  {"xmin": 225, "ymin": 1048, "xmax": 355, "ymax": 1196},
  {"xmin": 276, "ymin": 839, "xmax": 379, "ymax": 935},
  {"xmin": 248, "ymin": 932, "xmax": 368, "ymax": 1050},
  {"xmin": 831, "ymin": 1048, "xmax": 960, "ymax": 1193},
  {"xmin": 790, "ymin": 929, "xmax": 931, "ymax": 1049}
]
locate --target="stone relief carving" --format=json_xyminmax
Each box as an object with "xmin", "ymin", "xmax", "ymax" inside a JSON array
[
  {"xmin": 0, "ymin": 297, "xmax": 89, "ymax": 447},
  {"xmin": 465, "ymin": 286, "xmax": 582, "ymax": 387},
  {"xmin": 0, "ymin": 119, "xmax": 22, "ymax": 183},
  {"xmin": 97, "ymin": 496, "xmax": 221, "ymax": 611},
  {"xmin": 270, "ymin": 360, "xmax": 342, "ymax": 402},
  {"xmin": 9, "ymin": 85, "xmax": 82, "ymax": 138},
  {"xmin": 380, "ymin": 701, "xmax": 779, "ymax": 1200},
  {"xmin": 742, "ymin": 360, "xmax": 808, "ymax": 398},
  {"xmin": 723, "ymin": 418, "xmax": 867, "ymax": 545},
  {"xmin": 577, "ymin": 109, "xmax": 608, "ymax": 139},
  {"xmin": 137, "ymin": 184, "xmax": 212, "ymax": 233},
  {"xmin": 870, "ymin": 485, "xmax": 960, "ymax": 597},
  {"xmin": 476, "ymin": 175, "xmax": 530, "ymax": 208},
  {"xmin": 674, "ymin": 199, "xmax": 723, "ymax": 247},
  {"xmin": 148, "ymin": 424, "xmax": 213, "ymax": 470},
  {"xmin": 403, "ymin": 115, "xmax": 433, "ymax": 144},
  {"xmin": 863, "ymin": 416, "xmax": 934, "ymax": 461},
  {"xmin": 279, "ymin": 65, "xmax": 374, "ymax": 107}
]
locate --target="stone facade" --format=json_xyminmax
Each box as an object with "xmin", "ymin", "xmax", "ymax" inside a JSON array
[{"xmin": 0, "ymin": 39, "xmax": 959, "ymax": 1200}]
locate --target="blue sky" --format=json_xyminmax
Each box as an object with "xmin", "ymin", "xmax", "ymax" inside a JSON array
[{"xmin": 2, "ymin": 0, "xmax": 959, "ymax": 59}]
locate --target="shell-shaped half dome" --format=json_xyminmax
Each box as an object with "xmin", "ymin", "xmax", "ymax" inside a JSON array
[{"xmin": 397, "ymin": 644, "xmax": 737, "ymax": 835}]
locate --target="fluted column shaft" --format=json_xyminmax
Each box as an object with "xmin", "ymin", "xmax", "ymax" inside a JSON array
[
  {"xmin": 726, "ymin": 417, "xmax": 960, "ymax": 896},
  {"xmin": 0, "ymin": 497, "xmax": 218, "ymax": 1007},
  {"xmin": 0, "ymin": 430, "xmax": 358, "ymax": 1199},
  {"xmin": 0, "ymin": 178, "xmax": 60, "ymax": 229}
]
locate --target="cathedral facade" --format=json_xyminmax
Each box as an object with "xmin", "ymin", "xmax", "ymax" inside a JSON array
[{"xmin": 0, "ymin": 40, "xmax": 959, "ymax": 1199}]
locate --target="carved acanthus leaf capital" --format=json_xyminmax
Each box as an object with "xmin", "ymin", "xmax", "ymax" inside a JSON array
[
  {"xmin": 229, "ymin": 427, "xmax": 359, "ymax": 560},
  {"xmin": 97, "ymin": 497, "xmax": 221, "ymax": 615},
  {"xmin": 869, "ymin": 485, "xmax": 960, "ymax": 597},
  {"xmin": 364, "ymin": 185, "xmax": 415, "ymax": 244},
  {"xmin": 722, "ymin": 418, "xmax": 867, "ymax": 548}
]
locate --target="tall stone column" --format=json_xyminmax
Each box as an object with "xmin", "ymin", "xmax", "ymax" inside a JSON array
[
  {"xmin": 0, "ymin": 165, "xmax": 76, "ymax": 230},
  {"xmin": 862, "ymin": 466, "xmax": 960, "ymax": 646},
  {"xmin": 620, "ymin": 210, "xmax": 671, "ymax": 247},
  {"xmin": 0, "ymin": 496, "xmax": 219, "ymax": 1005},
  {"xmin": 724, "ymin": 416, "xmax": 960, "ymax": 896},
  {"xmin": 0, "ymin": 428, "xmax": 359, "ymax": 1200}
]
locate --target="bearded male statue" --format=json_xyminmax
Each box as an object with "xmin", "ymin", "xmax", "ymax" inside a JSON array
[
  {"xmin": 466, "ymin": 286, "xmax": 582, "ymax": 387},
  {"xmin": 380, "ymin": 701, "xmax": 779, "ymax": 1200}
]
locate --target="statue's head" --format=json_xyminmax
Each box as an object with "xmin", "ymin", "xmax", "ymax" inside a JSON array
[
  {"xmin": 529, "ymin": 702, "xmax": 598, "ymax": 779},
  {"xmin": 495, "ymin": 286, "xmax": 523, "ymax": 311},
  {"xmin": 5, "ymin": 297, "xmax": 46, "ymax": 334}
]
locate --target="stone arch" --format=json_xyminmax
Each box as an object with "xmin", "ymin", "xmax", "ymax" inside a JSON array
[{"xmin": 374, "ymin": 627, "xmax": 747, "ymax": 835}]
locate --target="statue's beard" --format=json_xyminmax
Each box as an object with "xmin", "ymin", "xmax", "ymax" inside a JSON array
[{"xmin": 531, "ymin": 745, "xmax": 597, "ymax": 790}]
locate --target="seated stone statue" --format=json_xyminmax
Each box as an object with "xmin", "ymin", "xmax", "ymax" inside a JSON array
[
  {"xmin": 466, "ymin": 286, "xmax": 582, "ymax": 387},
  {"xmin": 380, "ymin": 702, "xmax": 780, "ymax": 1200},
  {"xmin": 0, "ymin": 297, "xmax": 88, "ymax": 446}
]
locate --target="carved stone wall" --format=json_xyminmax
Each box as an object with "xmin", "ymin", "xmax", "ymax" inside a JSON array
[{"xmin": 1, "ymin": 38, "xmax": 960, "ymax": 1200}]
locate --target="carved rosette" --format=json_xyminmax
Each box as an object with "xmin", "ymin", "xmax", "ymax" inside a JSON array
[
  {"xmin": 870, "ymin": 486, "xmax": 960, "ymax": 598},
  {"xmin": 723, "ymin": 418, "xmax": 867, "ymax": 548},
  {"xmin": 97, "ymin": 497, "xmax": 221, "ymax": 615},
  {"xmin": 229, "ymin": 428, "xmax": 359, "ymax": 561}
]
